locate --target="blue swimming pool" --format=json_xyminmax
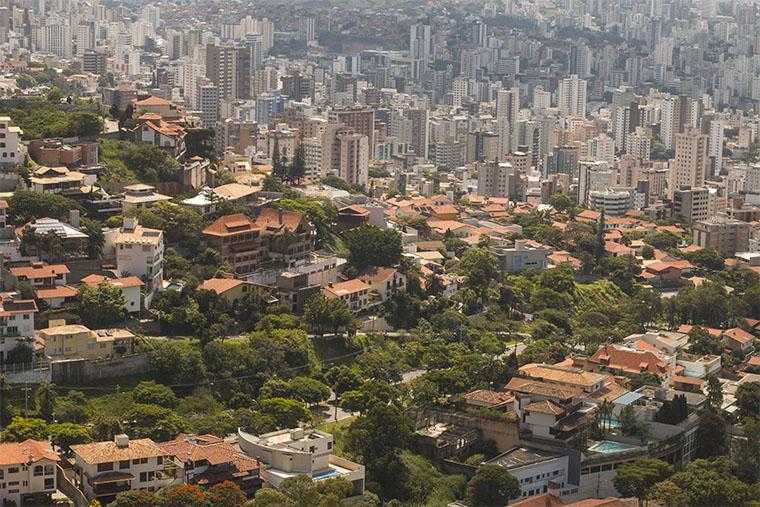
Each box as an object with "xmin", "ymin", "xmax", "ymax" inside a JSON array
[{"xmin": 588, "ymin": 440, "xmax": 639, "ymax": 454}]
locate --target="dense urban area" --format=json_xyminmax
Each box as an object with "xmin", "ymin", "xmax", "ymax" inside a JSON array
[{"xmin": 0, "ymin": 0, "xmax": 760, "ymax": 506}]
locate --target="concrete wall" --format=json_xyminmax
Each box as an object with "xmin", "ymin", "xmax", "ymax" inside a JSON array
[{"xmin": 51, "ymin": 354, "xmax": 149, "ymax": 384}]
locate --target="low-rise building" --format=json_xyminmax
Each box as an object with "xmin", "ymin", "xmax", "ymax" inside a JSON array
[
  {"xmin": 358, "ymin": 266, "xmax": 406, "ymax": 303},
  {"xmin": 28, "ymin": 166, "xmax": 89, "ymax": 194},
  {"xmin": 159, "ymin": 434, "xmax": 261, "ymax": 495},
  {"xmin": 0, "ymin": 296, "xmax": 38, "ymax": 362},
  {"xmin": 323, "ymin": 279, "xmax": 371, "ymax": 312},
  {"xmin": 80, "ymin": 275, "xmax": 144, "ymax": 313},
  {"xmin": 9, "ymin": 262, "xmax": 70, "ymax": 288},
  {"xmin": 492, "ymin": 240, "xmax": 549, "ymax": 272},
  {"xmin": 105, "ymin": 218, "xmax": 164, "ymax": 303},
  {"xmin": 237, "ymin": 427, "xmax": 364, "ymax": 495},
  {"xmin": 71, "ymin": 435, "xmax": 182, "ymax": 504},
  {"xmin": 0, "ymin": 439, "xmax": 59, "ymax": 505},
  {"xmin": 692, "ymin": 214, "xmax": 751, "ymax": 256},
  {"xmin": 122, "ymin": 184, "xmax": 172, "ymax": 211},
  {"xmin": 486, "ymin": 447, "xmax": 573, "ymax": 500},
  {"xmin": 39, "ymin": 324, "xmax": 135, "ymax": 360}
]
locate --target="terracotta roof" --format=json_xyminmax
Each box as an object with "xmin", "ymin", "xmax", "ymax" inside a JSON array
[
  {"xmin": 255, "ymin": 208, "xmax": 304, "ymax": 232},
  {"xmin": 81, "ymin": 274, "xmax": 144, "ymax": 289},
  {"xmin": 590, "ymin": 344, "xmax": 669, "ymax": 376},
  {"xmin": 71, "ymin": 438, "xmax": 164, "ymax": 464},
  {"xmin": 35, "ymin": 285, "xmax": 78, "ymax": 299},
  {"xmin": 672, "ymin": 375, "xmax": 704, "ymax": 386},
  {"xmin": 509, "ymin": 493, "xmax": 565, "ymax": 507},
  {"xmin": 462, "ymin": 389, "xmax": 515, "ymax": 406},
  {"xmin": 11, "ymin": 264, "xmax": 69, "ymax": 279},
  {"xmin": 358, "ymin": 266, "xmax": 399, "ymax": 284},
  {"xmin": 198, "ymin": 278, "xmax": 246, "ymax": 295},
  {"xmin": 524, "ymin": 399, "xmax": 566, "ymax": 416},
  {"xmin": 677, "ymin": 324, "xmax": 723, "ymax": 337},
  {"xmin": 504, "ymin": 377, "xmax": 582, "ymax": 400},
  {"xmin": 0, "ymin": 439, "xmax": 59, "ymax": 466},
  {"xmin": 323, "ymin": 279, "xmax": 369, "ymax": 297},
  {"xmin": 604, "ymin": 241, "xmax": 634, "ymax": 255},
  {"xmin": 747, "ymin": 356, "xmax": 760, "ymax": 366},
  {"xmin": 159, "ymin": 434, "xmax": 260, "ymax": 474},
  {"xmin": 134, "ymin": 95, "xmax": 171, "ymax": 107},
  {"xmin": 519, "ymin": 363, "xmax": 606, "ymax": 389},
  {"xmin": 338, "ymin": 205, "xmax": 369, "ymax": 216},
  {"xmin": 214, "ymin": 183, "xmax": 257, "ymax": 201},
  {"xmin": 724, "ymin": 327, "xmax": 754, "ymax": 344},
  {"xmin": 203, "ymin": 214, "xmax": 258, "ymax": 236}
]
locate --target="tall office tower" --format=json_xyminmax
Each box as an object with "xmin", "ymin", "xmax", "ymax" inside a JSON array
[
  {"xmin": 557, "ymin": 75, "xmax": 587, "ymax": 118},
  {"xmin": 82, "ymin": 49, "xmax": 106, "ymax": 74},
  {"xmin": 660, "ymin": 95, "xmax": 678, "ymax": 149},
  {"xmin": 142, "ymin": 5, "xmax": 160, "ymax": 29},
  {"xmin": 569, "ymin": 43, "xmax": 591, "ymax": 77},
  {"xmin": 612, "ymin": 93, "xmax": 641, "ymax": 153},
  {"xmin": 409, "ymin": 23, "xmax": 431, "ymax": 65},
  {"xmin": 452, "ymin": 78, "xmax": 470, "ymax": 107},
  {"xmin": 532, "ymin": 86, "xmax": 551, "ymax": 111},
  {"xmin": 281, "ymin": 73, "xmax": 315, "ymax": 102},
  {"xmin": 708, "ymin": 118, "xmax": 725, "ymax": 177},
  {"xmin": 206, "ymin": 44, "xmax": 236, "ymax": 100},
  {"xmin": 405, "ymin": 108, "xmax": 430, "ymax": 159},
  {"xmin": 587, "ymin": 133, "xmax": 615, "ymax": 165},
  {"xmin": 243, "ymin": 34, "xmax": 263, "ymax": 69},
  {"xmin": 206, "ymin": 44, "xmax": 251, "ymax": 101},
  {"xmin": 198, "ymin": 81, "xmax": 220, "ymax": 129},
  {"xmin": 303, "ymin": 137, "xmax": 325, "ymax": 182},
  {"xmin": 496, "ymin": 87, "xmax": 519, "ymax": 156},
  {"xmin": 238, "ymin": 16, "xmax": 274, "ymax": 54},
  {"xmin": 330, "ymin": 106, "xmax": 376, "ymax": 157},
  {"xmin": 626, "ymin": 127, "xmax": 652, "ymax": 161},
  {"xmin": 298, "ymin": 16, "xmax": 316, "ymax": 43},
  {"xmin": 654, "ymin": 37, "xmax": 674, "ymax": 66},
  {"xmin": 75, "ymin": 23, "xmax": 94, "ymax": 56},
  {"xmin": 578, "ymin": 160, "xmax": 616, "ymax": 205},
  {"xmin": 477, "ymin": 161, "xmax": 517, "ymax": 198},
  {"xmin": 37, "ymin": 21, "xmax": 73, "ymax": 58},
  {"xmin": 671, "ymin": 130, "xmax": 708, "ymax": 191},
  {"xmin": 472, "ymin": 20, "xmax": 487, "ymax": 47}
]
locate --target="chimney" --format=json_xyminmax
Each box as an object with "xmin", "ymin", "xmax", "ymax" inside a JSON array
[
  {"xmin": 69, "ymin": 209, "xmax": 80, "ymax": 229},
  {"xmin": 114, "ymin": 434, "xmax": 130, "ymax": 448}
]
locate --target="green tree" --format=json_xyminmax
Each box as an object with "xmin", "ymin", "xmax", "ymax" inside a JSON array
[
  {"xmin": 613, "ymin": 459, "xmax": 673, "ymax": 507},
  {"xmin": 288, "ymin": 140, "xmax": 306, "ymax": 183},
  {"xmin": 695, "ymin": 409, "xmax": 728, "ymax": 458},
  {"xmin": 81, "ymin": 218, "xmax": 105, "ymax": 259},
  {"xmin": 1, "ymin": 416, "xmax": 49, "ymax": 441},
  {"xmin": 258, "ymin": 398, "xmax": 311, "ymax": 429},
  {"xmin": 109, "ymin": 490, "xmax": 159, "ymax": 507},
  {"xmin": 343, "ymin": 225, "xmax": 402, "ymax": 269},
  {"xmin": 49, "ymin": 422, "xmax": 92, "ymax": 454},
  {"xmin": 158, "ymin": 484, "xmax": 207, "ymax": 507},
  {"xmin": 148, "ymin": 340, "xmax": 208, "ymax": 385},
  {"xmin": 303, "ymin": 295, "xmax": 354, "ymax": 337},
  {"xmin": 641, "ymin": 245, "xmax": 654, "ymax": 259},
  {"xmin": 685, "ymin": 248, "xmax": 725, "ymax": 271},
  {"xmin": 185, "ymin": 128, "xmax": 216, "ymax": 160},
  {"xmin": 7, "ymin": 189, "xmax": 81, "ymax": 224},
  {"xmin": 251, "ymin": 488, "xmax": 295, "ymax": 506},
  {"xmin": 35, "ymin": 383, "xmax": 56, "ymax": 422},
  {"xmin": 705, "ymin": 375, "xmax": 723, "ymax": 410},
  {"xmin": 459, "ymin": 247, "xmax": 499, "ymax": 301},
  {"xmin": 665, "ymin": 458, "xmax": 750, "ymax": 506},
  {"xmin": 647, "ymin": 480, "xmax": 688, "ymax": 507},
  {"xmin": 206, "ymin": 480, "xmax": 246, "ymax": 507},
  {"xmin": 131, "ymin": 381, "xmax": 179, "ymax": 408},
  {"xmin": 735, "ymin": 381, "xmax": 760, "ymax": 419},
  {"xmin": 466, "ymin": 464, "xmax": 520, "ymax": 506},
  {"xmin": 78, "ymin": 282, "xmax": 127, "ymax": 328}
]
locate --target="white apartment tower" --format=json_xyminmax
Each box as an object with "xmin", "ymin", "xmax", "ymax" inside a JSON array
[{"xmin": 558, "ymin": 75, "xmax": 587, "ymax": 118}]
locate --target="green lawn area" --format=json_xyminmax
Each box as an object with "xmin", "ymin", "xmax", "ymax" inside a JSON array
[
  {"xmin": 317, "ymin": 416, "xmax": 355, "ymax": 458},
  {"xmin": 572, "ymin": 279, "xmax": 626, "ymax": 314}
]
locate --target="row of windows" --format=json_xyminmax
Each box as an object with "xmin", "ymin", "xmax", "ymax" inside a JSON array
[
  {"xmin": 519, "ymin": 469, "xmax": 561, "ymax": 484},
  {"xmin": 96, "ymin": 457, "xmax": 161, "ymax": 473}
]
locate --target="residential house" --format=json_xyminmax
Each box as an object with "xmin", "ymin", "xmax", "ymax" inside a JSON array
[
  {"xmin": 39, "ymin": 324, "xmax": 135, "ymax": 360},
  {"xmin": 213, "ymin": 183, "xmax": 258, "ymax": 206},
  {"xmin": 237, "ymin": 427, "xmax": 364, "ymax": 495},
  {"xmin": 81, "ymin": 274, "xmax": 143, "ymax": 314},
  {"xmin": 0, "ymin": 296, "xmax": 38, "ymax": 363},
  {"xmin": 323, "ymin": 279, "xmax": 371, "ymax": 312},
  {"xmin": 461, "ymin": 389, "xmax": 515, "ymax": 411},
  {"xmin": 254, "ymin": 208, "xmax": 315, "ymax": 267},
  {"xmin": 504, "ymin": 377, "xmax": 591, "ymax": 442},
  {"xmin": 9, "ymin": 262, "xmax": 70, "ymax": 288},
  {"xmin": 585, "ymin": 344, "xmax": 673, "ymax": 380},
  {"xmin": 518, "ymin": 363, "xmax": 607, "ymax": 394},
  {"xmin": 71, "ymin": 435, "xmax": 182, "ymax": 504},
  {"xmin": 0, "ymin": 439, "xmax": 59, "ymax": 505},
  {"xmin": 358, "ymin": 266, "xmax": 406, "ymax": 303},
  {"xmin": 486, "ymin": 447, "xmax": 573, "ymax": 500},
  {"xmin": 104, "ymin": 218, "xmax": 164, "ymax": 303},
  {"xmin": 275, "ymin": 272, "xmax": 320, "ymax": 314},
  {"xmin": 202, "ymin": 214, "xmax": 266, "ymax": 275},
  {"xmin": 21, "ymin": 217, "xmax": 90, "ymax": 260},
  {"xmin": 336, "ymin": 205, "xmax": 370, "ymax": 229},
  {"xmin": 640, "ymin": 259, "xmax": 693, "ymax": 287},
  {"xmin": 28, "ymin": 166, "xmax": 89, "ymax": 194},
  {"xmin": 198, "ymin": 277, "xmax": 263, "ymax": 305},
  {"xmin": 492, "ymin": 240, "xmax": 550, "ymax": 273},
  {"xmin": 122, "ymin": 184, "xmax": 172, "ymax": 211},
  {"xmin": 34, "ymin": 285, "xmax": 79, "ymax": 309},
  {"xmin": 133, "ymin": 120, "xmax": 186, "ymax": 158},
  {"xmin": 132, "ymin": 96, "xmax": 185, "ymax": 120},
  {"xmin": 28, "ymin": 138, "xmax": 99, "ymax": 168},
  {"xmin": 158, "ymin": 434, "xmax": 261, "ymax": 495}
]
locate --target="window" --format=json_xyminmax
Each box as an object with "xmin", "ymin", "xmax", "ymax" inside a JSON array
[
  {"xmin": 44, "ymin": 478, "xmax": 54, "ymax": 490},
  {"xmin": 157, "ymin": 457, "xmax": 163, "ymax": 465},
  {"xmin": 44, "ymin": 465, "xmax": 54, "ymax": 475},
  {"xmin": 7, "ymin": 467, "xmax": 18, "ymax": 474},
  {"xmin": 119, "ymin": 460, "xmax": 130, "ymax": 470},
  {"xmin": 33, "ymin": 466, "xmax": 43, "ymax": 476},
  {"xmin": 97, "ymin": 462, "xmax": 114, "ymax": 473}
]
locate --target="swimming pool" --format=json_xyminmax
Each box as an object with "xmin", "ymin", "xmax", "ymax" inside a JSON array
[{"xmin": 587, "ymin": 440, "xmax": 639, "ymax": 454}]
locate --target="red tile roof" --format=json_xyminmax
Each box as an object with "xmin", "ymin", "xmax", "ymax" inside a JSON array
[
  {"xmin": 590, "ymin": 344, "xmax": 669, "ymax": 376},
  {"xmin": 198, "ymin": 278, "xmax": 246, "ymax": 295},
  {"xmin": 0, "ymin": 439, "xmax": 59, "ymax": 466},
  {"xmin": 11, "ymin": 264, "xmax": 69, "ymax": 279},
  {"xmin": 202, "ymin": 214, "xmax": 258, "ymax": 236},
  {"xmin": 254, "ymin": 208, "xmax": 304, "ymax": 232}
]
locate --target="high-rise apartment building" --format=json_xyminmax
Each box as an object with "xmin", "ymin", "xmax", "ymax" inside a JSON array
[
  {"xmin": 558, "ymin": 75, "xmax": 587, "ymax": 118},
  {"xmin": 330, "ymin": 106, "xmax": 376, "ymax": 157},
  {"xmin": 671, "ymin": 130, "xmax": 708, "ymax": 191}
]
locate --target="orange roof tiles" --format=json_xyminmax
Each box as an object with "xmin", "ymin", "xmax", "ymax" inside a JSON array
[
  {"xmin": 203, "ymin": 214, "xmax": 258, "ymax": 236},
  {"xmin": 71, "ymin": 438, "xmax": 165, "ymax": 464},
  {"xmin": 0, "ymin": 439, "xmax": 59, "ymax": 466},
  {"xmin": 11, "ymin": 264, "xmax": 69, "ymax": 279},
  {"xmin": 590, "ymin": 345, "xmax": 669, "ymax": 376},
  {"xmin": 323, "ymin": 279, "xmax": 370, "ymax": 297},
  {"xmin": 198, "ymin": 278, "xmax": 246, "ymax": 295},
  {"xmin": 35, "ymin": 285, "xmax": 78, "ymax": 299},
  {"xmin": 254, "ymin": 208, "xmax": 304, "ymax": 232}
]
